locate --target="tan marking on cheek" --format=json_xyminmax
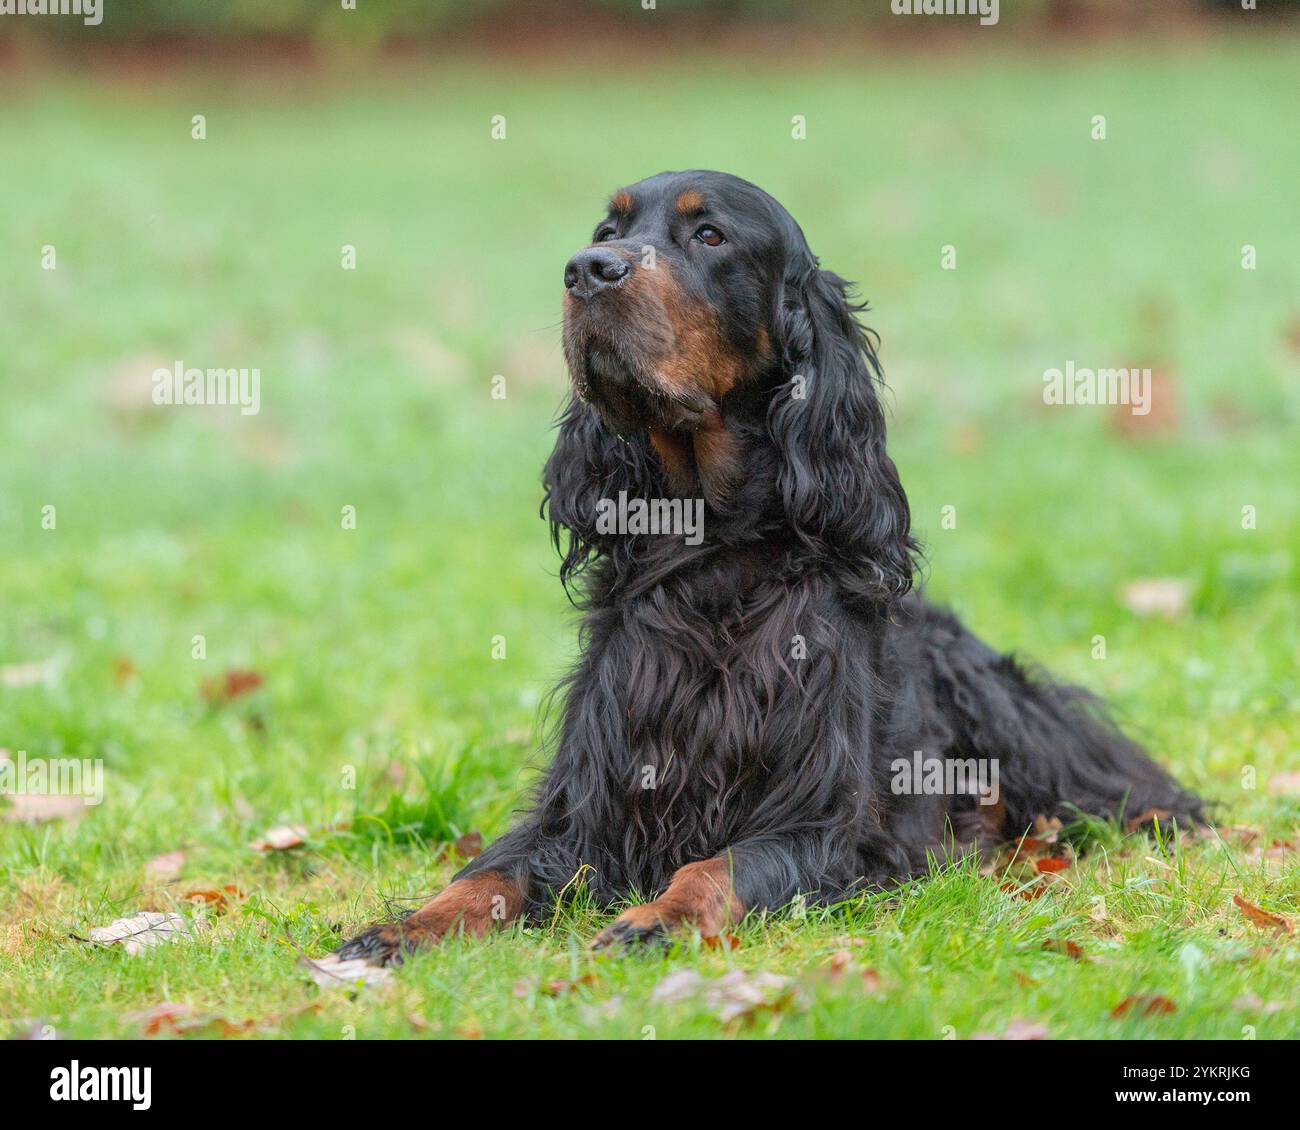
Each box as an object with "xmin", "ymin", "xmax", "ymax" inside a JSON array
[
  {"xmin": 640, "ymin": 264, "xmax": 745, "ymax": 399},
  {"xmin": 674, "ymin": 190, "xmax": 705, "ymax": 215}
]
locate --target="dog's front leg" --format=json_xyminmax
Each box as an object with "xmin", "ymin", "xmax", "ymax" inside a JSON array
[
  {"xmin": 334, "ymin": 825, "xmax": 546, "ymax": 965},
  {"xmin": 334, "ymin": 868, "xmax": 527, "ymax": 965},
  {"xmin": 591, "ymin": 856, "xmax": 743, "ymax": 949},
  {"xmin": 591, "ymin": 836, "xmax": 840, "ymax": 950}
]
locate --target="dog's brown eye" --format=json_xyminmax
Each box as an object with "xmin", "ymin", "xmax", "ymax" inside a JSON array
[
  {"xmin": 595, "ymin": 227, "xmax": 616, "ymax": 242},
  {"xmin": 694, "ymin": 226, "xmax": 725, "ymax": 247}
]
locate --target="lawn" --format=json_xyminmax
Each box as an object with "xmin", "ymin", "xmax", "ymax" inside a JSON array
[{"xmin": 1, "ymin": 40, "xmax": 1297, "ymax": 1039}]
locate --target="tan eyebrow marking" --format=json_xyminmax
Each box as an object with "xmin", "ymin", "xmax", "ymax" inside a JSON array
[
  {"xmin": 675, "ymin": 190, "xmax": 706, "ymax": 215},
  {"xmin": 609, "ymin": 190, "xmax": 634, "ymax": 215}
]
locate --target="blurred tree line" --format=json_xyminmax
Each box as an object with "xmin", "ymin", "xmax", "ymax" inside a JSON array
[{"xmin": 0, "ymin": 0, "xmax": 1285, "ymax": 48}]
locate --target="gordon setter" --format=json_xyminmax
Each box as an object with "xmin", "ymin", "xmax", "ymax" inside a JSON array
[{"xmin": 337, "ymin": 170, "xmax": 1203, "ymax": 963}]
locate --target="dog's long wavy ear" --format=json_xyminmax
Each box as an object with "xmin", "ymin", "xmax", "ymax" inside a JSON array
[
  {"xmin": 542, "ymin": 395, "xmax": 658, "ymax": 596},
  {"xmin": 768, "ymin": 254, "xmax": 916, "ymax": 600}
]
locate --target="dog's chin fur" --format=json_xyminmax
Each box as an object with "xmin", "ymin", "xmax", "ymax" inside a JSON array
[{"xmin": 570, "ymin": 339, "xmax": 716, "ymax": 438}]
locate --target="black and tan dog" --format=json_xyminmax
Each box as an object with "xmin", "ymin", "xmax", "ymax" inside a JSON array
[{"xmin": 337, "ymin": 170, "xmax": 1202, "ymax": 964}]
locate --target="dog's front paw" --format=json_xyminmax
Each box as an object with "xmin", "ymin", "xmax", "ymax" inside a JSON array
[
  {"xmin": 591, "ymin": 906, "xmax": 676, "ymax": 952},
  {"xmin": 334, "ymin": 921, "xmax": 426, "ymax": 966}
]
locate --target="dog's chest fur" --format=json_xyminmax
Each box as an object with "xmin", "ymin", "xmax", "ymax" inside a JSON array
[{"xmin": 579, "ymin": 565, "xmax": 871, "ymax": 892}]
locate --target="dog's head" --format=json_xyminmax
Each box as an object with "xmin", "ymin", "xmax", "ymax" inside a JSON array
[
  {"xmin": 550, "ymin": 170, "xmax": 915, "ymax": 599},
  {"xmin": 562, "ymin": 170, "xmax": 782, "ymax": 436}
]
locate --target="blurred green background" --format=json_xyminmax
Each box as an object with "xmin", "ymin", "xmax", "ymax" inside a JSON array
[{"xmin": 0, "ymin": 2, "xmax": 1297, "ymax": 1038}]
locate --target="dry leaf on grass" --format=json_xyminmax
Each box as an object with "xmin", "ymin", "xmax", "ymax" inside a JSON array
[
  {"xmin": 580, "ymin": 997, "xmax": 624, "ymax": 1024},
  {"xmin": 1111, "ymin": 994, "xmax": 1177, "ymax": 1019},
  {"xmin": 1232, "ymin": 895, "xmax": 1292, "ymax": 935},
  {"xmin": 301, "ymin": 953, "xmax": 393, "ymax": 989},
  {"xmin": 543, "ymin": 973, "xmax": 598, "ymax": 995},
  {"xmin": 825, "ymin": 949, "xmax": 855, "ymax": 976},
  {"xmin": 1120, "ymin": 578, "xmax": 1190, "ymax": 619},
  {"xmin": 85, "ymin": 912, "xmax": 191, "ymax": 956},
  {"xmin": 1000, "ymin": 879, "xmax": 1049, "ymax": 900},
  {"xmin": 1042, "ymin": 939, "xmax": 1086, "ymax": 961},
  {"xmin": 249, "ymin": 825, "xmax": 307, "ymax": 851},
  {"xmin": 1231, "ymin": 994, "xmax": 1285, "ymax": 1014},
  {"xmin": 1033, "ymin": 815, "xmax": 1063, "ymax": 842},
  {"xmin": 822, "ymin": 950, "xmax": 883, "ymax": 992},
  {"xmin": 1, "ymin": 657, "xmax": 64, "ymax": 688},
  {"xmin": 1217, "ymin": 824, "xmax": 1262, "ymax": 847},
  {"xmin": 133, "ymin": 1002, "xmax": 253, "ymax": 1038},
  {"xmin": 650, "ymin": 968, "xmax": 804, "ymax": 1026},
  {"xmin": 2, "ymin": 794, "xmax": 86, "ymax": 824},
  {"xmin": 1266, "ymin": 772, "xmax": 1300, "ymax": 797},
  {"xmin": 435, "ymin": 831, "xmax": 483, "ymax": 862},
  {"xmin": 993, "ymin": 821, "xmax": 1075, "ymax": 896},
  {"xmin": 973, "ymin": 1017, "xmax": 1049, "ymax": 1040},
  {"xmin": 201, "ymin": 669, "xmax": 264, "ymax": 705},
  {"xmin": 183, "ymin": 885, "xmax": 244, "ymax": 914},
  {"xmin": 145, "ymin": 850, "xmax": 186, "ymax": 880},
  {"xmin": 1108, "ymin": 369, "xmax": 1181, "ymax": 440},
  {"xmin": 1256, "ymin": 840, "xmax": 1295, "ymax": 862}
]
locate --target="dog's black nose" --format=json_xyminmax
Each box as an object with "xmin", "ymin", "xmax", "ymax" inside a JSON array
[{"xmin": 564, "ymin": 247, "xmax": 631, "ymax": 299}]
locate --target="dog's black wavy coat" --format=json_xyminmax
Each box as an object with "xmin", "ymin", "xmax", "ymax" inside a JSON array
[{"xmin": 338, "ymin": 171, "xmax": 1201, "ymax": 961}]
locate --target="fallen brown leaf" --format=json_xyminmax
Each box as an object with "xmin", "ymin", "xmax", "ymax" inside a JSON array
[
  {"xmin": 301, "ymin": 953, "xmax": 393, "ymax": 989},
  {"xmin": 1000, "ymin": 879, "xmax": 1048, "ymax": 900},
  {"xmin": 825, "ymin": 949, "xmax": 854, "ymax": 976},
  {"xmin": 2, "ymin": 794, "xmax": 86, "ymax": 823},
  {"xmin": 1232, "ymin": 894, "xmax": 1292, "ymax": 935},
  {"xmin": 85, "ymin": 911, "xmax": 191, "ymax": 956},
  {"xmin": 974, "ymin": 1017, "xmax": 1050, "ymax": 1040},
  {"xmin": 649, "ymin": 968, "xmax": 804, "ymax": 1026},
  {"xmin": 183, "ymin": 885, "xmax": 244, "ymax": 914},
  {"xmin": 436, "ymin": 830, "xmax": 483, "ymax": 862},
  {"xmin": 1232, "ymin": 993, "xmax": 1285, "ymax": 1014},
  {"xmin": 1109, "ymin": 369, "xmax": 1181, "ymax": 439},
  {"xmin": 1217, "ymin": 824, "xmax": 1262, "ymax": 847},
  {"xmin": 202, "ymin": 669, "xmax": 264, "ymax": 705},
  {"xmin": 145, "ymin": 850, "xmax": 186, "ymax": 880},
  {"xmin": 1111, "ymin": 993, "xmax": 1177, "ymax": 1019},
  {"xmin": 249, "ymin": 825, "xmax": 306, "ymax": 851},
  {"xmin": 1121, "ymin": 578, "xmax": 1190, "ymax": 619},
  {"xmin": 0, "ymin": 657, "xmax": 63, "ymax": 688},
  {"xmin": 1033, "ymin": 815, "xmax": 1063, "ymax": 842},
  {"xmin": 134, "ymin": 1002, "xmax": 253, "ymax": 1038},
  {"xmin": 1267, "ymin": 772, "xmax": 1300, "ymax": 797},
  {"xmin": 1042, "ymin": 939, "xmax": 1086, "ymax": 960},
  {"xmin": 543, "ymin": 973, "xmax": 598, "ymax": 995}
]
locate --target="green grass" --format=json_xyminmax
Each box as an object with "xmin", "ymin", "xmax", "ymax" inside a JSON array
[{"xmin": 1, "ymin": 40, "xmax": 1298, "ymax": 1039}]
